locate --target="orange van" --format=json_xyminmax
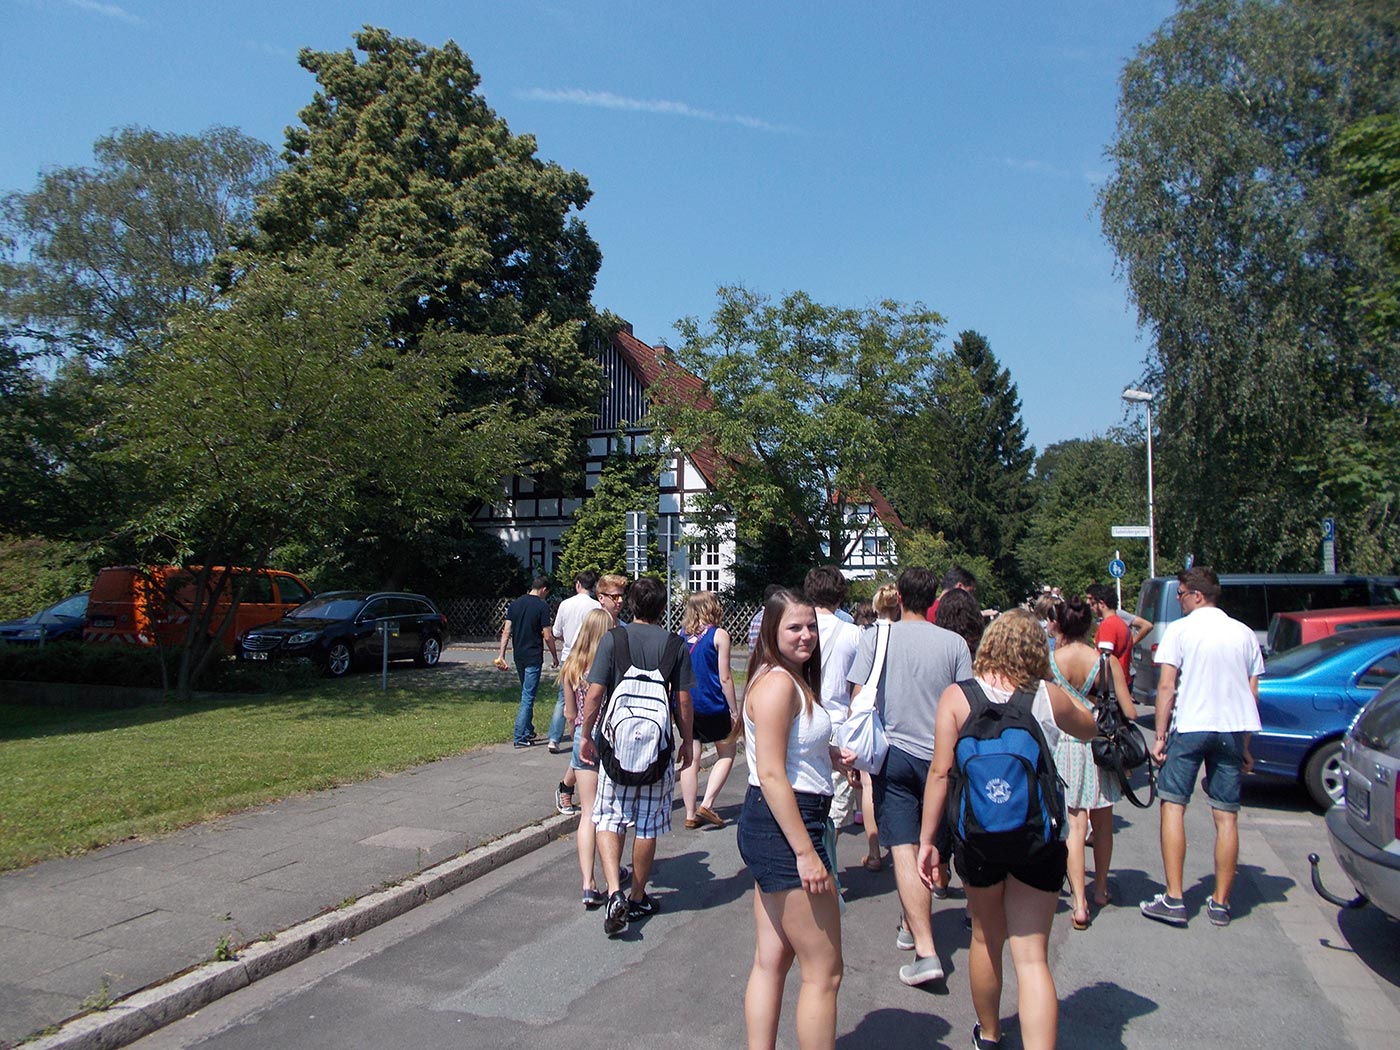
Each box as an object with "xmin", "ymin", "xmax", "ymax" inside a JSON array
[
  {"xmin": 83, "ymin": 566, "xmax": 313, "ymax": 649},
  {"xmin": 1267, "ymin": 605, "xmax": 1400, "ymax": 655}
]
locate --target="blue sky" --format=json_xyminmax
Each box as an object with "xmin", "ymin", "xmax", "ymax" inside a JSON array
[{"xmin": 3, "ymin": 0, "xmax": 1178, "ymax": 452}]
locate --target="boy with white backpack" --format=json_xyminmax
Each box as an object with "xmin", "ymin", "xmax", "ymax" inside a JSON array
[{"xmin": 579, "ymin": 576, "xmax": 696, "ymax": 937}]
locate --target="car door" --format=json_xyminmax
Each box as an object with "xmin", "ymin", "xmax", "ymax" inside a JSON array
[
  {"xmin": 356, "ymin": 598, "xmax": 395, "ymax": 662},
  {"xmin": 390, "ymin": 597, "xmax": 427, "ymax": 659}
]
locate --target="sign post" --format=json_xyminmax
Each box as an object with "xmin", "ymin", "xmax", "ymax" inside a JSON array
[
  {"xmin": 1322, "ymin": 516, "xmax": 1336, "ymax": 575},
  {"xmin": 1108, "ymin": 550, "xmax": 1126, "ymax": 610}
]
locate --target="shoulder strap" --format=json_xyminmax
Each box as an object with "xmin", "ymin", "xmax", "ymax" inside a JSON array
[
  {"xmin": 608, "ymin": 626, "xmax": 631, "ymax": 684},
  {"xmin": 866, "ymin": 622, "xmax": 891, "ymax": 688},
  {"xmin": 660, "ymin": 631, "xmax": 685, "ymax": 692},
  {"xmin": 957, "ymin": 678, "xmax": 990, "ymax": 717}
]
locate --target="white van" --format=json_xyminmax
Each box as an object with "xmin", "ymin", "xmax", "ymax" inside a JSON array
[{"xmin": 1129, "ymin": 573, "xmax": 1400, "ymax": 704}]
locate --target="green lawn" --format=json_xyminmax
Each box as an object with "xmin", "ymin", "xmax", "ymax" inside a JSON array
[{"xmin": 0, "ymin": 667, "xmax": 520, "ymax": 872}]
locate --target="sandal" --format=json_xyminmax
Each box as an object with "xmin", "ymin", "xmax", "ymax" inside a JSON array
[
  {"xmin": 683, "ymin": 816, "xmax": 702, "ymax": 829},
  {"xmin": 1072, "ymin": 907, "xmax": 1091, "ymax": 931},
  {"xmin": 1093, "ymin": 889, "xmax": 1113, "ymax": 908},
  {"xmin": 695, "ymin": 805, "xmax": 726, "ymax": 829},
  {"xmin": 863, "ymin": 855, "xmax": 883, "ymax": 872}
]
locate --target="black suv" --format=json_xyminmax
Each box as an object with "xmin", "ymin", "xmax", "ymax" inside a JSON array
[{"xmin": 238, "ymin": 591, "xmax": 448, "ymax": 677}]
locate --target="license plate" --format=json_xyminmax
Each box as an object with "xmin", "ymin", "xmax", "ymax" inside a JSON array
[
  {"xmin": 92, "ymin": 617, "xmax": 115, "ymax": 628},
  {"xmin": 246, "ymin": 651, "xmax": 269, "ymax": 661},
  {"xmin": 1346, "ymin": 781, "xmax": 1370, "ymax": 820}
]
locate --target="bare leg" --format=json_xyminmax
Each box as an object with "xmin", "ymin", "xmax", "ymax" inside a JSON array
[
  {"xmin": 965, "ymin": 882, "xmax": 1007, "ymax": 1043},
  {"xmin": 1003, "ymin": 878, "xmax": 1060, "ymax": 1050},
  {"xmin": 1065, "ymin": 808, "xmax": 1089, "ymax": 920},
  {"xmin": 629, "ymin": 834, "xmax": 658, "ymax": 901},
  {"xmin": 597, "ymin": 828, "xmax": 625, "ymax": 894},
  {"xmin": 574, "ymin": 769, "xmax": 599, "ymax": 890},
  {"xmin": 1089, "ymin": 807, "xmax": 1114, "ymax": 905},
  {"xmin": 892, "ymin": 844, "xmax": 936, "ymax": 958},
  {"xmin": 1211, "ymin": 807, "xmax": 1239, "ymax": 905},
  {"xmin": 860, "ymin": 772, "xmax": 880, "ymax": 864},
  {"xmin": 1159, "ymin": 801, "xmax": 1187, "ymax": 898},
  {"xmin": 746, "ymin": 888, "xmax": 795, "ymax": 1050},
  {"xmin": 700, "ymin": 739, "xmax": 738, "ymax": 809},
  {"xmin": 745, "ymin": 884, "xmax": 842, "ymax": 1050},
  {"xmin": 680, "ymin": 738, "xmax": 701, "ymax": 820}
]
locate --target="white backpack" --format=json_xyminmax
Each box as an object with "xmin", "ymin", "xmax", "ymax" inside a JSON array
[{"xmin": 597, "ymin": 628, "xmax": 683, "ymax": 786}]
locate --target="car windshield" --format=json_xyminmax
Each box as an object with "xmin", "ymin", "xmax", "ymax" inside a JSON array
[
  {"xmin": 1263, "ymin": 633, "xmax": 1359, "ymax": 677},
  {"xmin": 1353, "ymin": 677, "xmax": 1400, "ymax": 751},
  {"xmin": 42, "ymin": 594, "xmax": 88, "ymax": 621},
  {"xmin": 287, "ymin": 597, "xmax": 364, "ymax": 621}
]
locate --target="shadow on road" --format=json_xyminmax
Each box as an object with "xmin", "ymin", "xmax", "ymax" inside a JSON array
[
  {"xmin": 1060, "ymin": 980, "xmax": 1157, "ymax": 1049},
  {"xmin": 838, "ymin": 1006, "xmax": 952, "ymax": 1050}
]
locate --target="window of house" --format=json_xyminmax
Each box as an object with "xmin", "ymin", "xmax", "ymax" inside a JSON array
[
  {"xmin": 529, "ymin": 538, "xmax": 546, "ymax": 573},
  {"xmin": 688, "ymin": 541, "xmax": 721, "ymax": 592}
]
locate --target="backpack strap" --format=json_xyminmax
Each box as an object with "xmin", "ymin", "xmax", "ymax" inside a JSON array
[
  {"xmin": 958, "ymin": 678, "xmax": 991, "ymax": 716},
  {"xmin": 659, "ymin": 632, "xmax": 685, "ymax": 697}
]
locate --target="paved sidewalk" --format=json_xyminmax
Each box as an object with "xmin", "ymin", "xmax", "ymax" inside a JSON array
[{"xmin": 0, "ymin": 706, "xmax": 581, "ymax": 1048}]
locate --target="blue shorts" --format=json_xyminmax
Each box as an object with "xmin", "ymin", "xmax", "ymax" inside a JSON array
[
  {"xmin": 1157, "ymin": 731, "xmax": 1247, "ymax": 812},
  {"xmin": 570, "ymin": 727, "xmax": 598, "ymax": 772},
  {"xmin": 737, "ymin": 784, "xmax": 832, "ymax": 893},
  {"xmin": 872, "ymin": 744, "xmax": 929, "ymax": 848}
]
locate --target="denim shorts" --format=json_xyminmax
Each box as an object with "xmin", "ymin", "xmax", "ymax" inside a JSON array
[
  {"xmin": 872, "ymin": 744, "xmax": 929, "ymax": 848},
  {"xmin": 1157, "ymin": 731, "xmax": 1247, "ymax": 812},
  {"xmin": 570, "ymin": 727, "xmax": 598, "ymax": 773},
  {"xmin": 737, "ymin": 784, "xmax": 832, "ymax": 893}
]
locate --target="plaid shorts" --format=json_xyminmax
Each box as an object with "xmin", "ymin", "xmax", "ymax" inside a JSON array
[{"xmin": 593, "ymin": 762, "xmax": 675, "ymax": 838}]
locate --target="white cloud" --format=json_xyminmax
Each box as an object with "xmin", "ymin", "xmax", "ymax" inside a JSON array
[
  {"xmin": 63, "ymin": 0, "xmax": 144, "ymax": 25},
  {"xmin": 518, "ymin": 87, "xmax": 793, "ymax": 133}
]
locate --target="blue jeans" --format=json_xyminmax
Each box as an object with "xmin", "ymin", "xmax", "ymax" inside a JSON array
[
  {"xmin": 548, "ymin": 680, "xmax": 570, "ymax": 744},
  {"xmin": 513, "ymin": 663, "xmax": 543, "ymax": 743},
  {"xmin": 1157, "ymin": 730, "xmax": 1247, "ymax": 812}
]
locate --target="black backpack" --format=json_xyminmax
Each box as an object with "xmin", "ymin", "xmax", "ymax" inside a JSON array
[
  {"xmin": 596, "ymin": 628, "xmax": 684, "ymax": 786},
  {"xmin": 948, "ymin": 680, "xmax": 1067, "ymax": 864}
]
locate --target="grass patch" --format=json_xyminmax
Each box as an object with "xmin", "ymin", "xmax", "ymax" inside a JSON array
[{"xmin": 0, "ymin": 670, "xmax": 520, "ymax": 872}]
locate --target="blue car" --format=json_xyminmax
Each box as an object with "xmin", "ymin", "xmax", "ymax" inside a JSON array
[
  {"xmin": 1254, "ymin": 627, "xmax": 1400, "ymax": 808},
  {"xmin": 0, "ymin": 591, "xmax": 89, "ymax": 645}
]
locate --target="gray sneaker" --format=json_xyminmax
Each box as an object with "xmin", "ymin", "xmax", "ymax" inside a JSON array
[
  {"xmin": 1206, "ymin": 896, "xmax": 1232, "ymax": 927},
  {"xmin": 895, "ymin": 925, "xmax": 915, "ymax": 951},
  {"xmin": 1139, "ymin": 893, "xmax": 1188, "ymax": 927},
  {"xmin": 898, "ymin": 954, "xmax": 945, "ymax": 987}
]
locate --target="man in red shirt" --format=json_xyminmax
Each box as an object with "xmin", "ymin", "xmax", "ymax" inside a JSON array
[{"xmin": 1087, "ymin": 583, "xmax": 1148, "ymax": 681}]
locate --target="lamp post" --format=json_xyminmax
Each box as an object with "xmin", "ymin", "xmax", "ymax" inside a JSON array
[{"xmin": 1122, "ymin": 388, "xmax": 1156, "ymax": 578}]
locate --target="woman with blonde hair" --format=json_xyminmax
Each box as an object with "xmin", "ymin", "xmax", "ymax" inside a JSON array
[
  {"xmin": 560, "ymin": 608, "xmax": 621, "ymax": 907},
  {"xmin": 679, "ymin": 591, "xmax": 739, "ymax": 829},
  {"xmin": 916, "ymin": 609, "xmax": 1096, "ymax": 1050},
  {"xmin": 739, "ymin": 589, "xmax": 853, "ymax": 1050}
]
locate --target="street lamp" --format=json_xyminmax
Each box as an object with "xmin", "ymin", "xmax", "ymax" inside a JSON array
[{"xmin": 1122, "ymin": 388, "xmax": 1156, "ymax": 579}]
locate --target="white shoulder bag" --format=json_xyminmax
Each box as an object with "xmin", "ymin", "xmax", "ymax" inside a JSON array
[{"xmin": 837, "ymin": 622, "xmax": 890, "ymax": 774}]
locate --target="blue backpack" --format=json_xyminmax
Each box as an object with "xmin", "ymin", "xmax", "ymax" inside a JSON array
[{"xmin": 948, "ymin": 680, "xmax": 1066, "ymax": 864}]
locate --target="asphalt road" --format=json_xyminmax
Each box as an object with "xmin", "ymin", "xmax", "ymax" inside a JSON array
[{"xmin": 123, "ymin": 762, "xmax": 1399, "ymax": 1050}]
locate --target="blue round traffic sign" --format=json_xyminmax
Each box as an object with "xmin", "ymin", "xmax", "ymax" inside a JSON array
[{"xmin": 1108, "ymin": 558, "xmax": 1126, "ymax": 579}]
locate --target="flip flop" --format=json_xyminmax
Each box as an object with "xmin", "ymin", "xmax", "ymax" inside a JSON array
[
  {"xmin": 863, "ymin": 855, "xmax": 884, "ymax": 872},
  {"xmin": 1072, "ymin": 907, "xmax": 1091, "ymax": 931}
]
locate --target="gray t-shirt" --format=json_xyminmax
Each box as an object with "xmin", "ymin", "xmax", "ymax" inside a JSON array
[
  {"xmin": 847, "ymin": 619, "xmax": 972, "ymax": 762},
  {"xmin": 587, "ymin": 621, "xmax": 696, "ymax": 695}
]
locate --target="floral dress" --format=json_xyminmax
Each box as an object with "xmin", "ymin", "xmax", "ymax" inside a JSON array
[{"xmin": 1050, "ymin": 657, "xmax": 1119, "ymax": 810}]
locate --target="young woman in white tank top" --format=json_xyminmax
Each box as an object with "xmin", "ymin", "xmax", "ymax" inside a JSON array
[{"xmin": 738, "ymin": 590, "xmax": 855, "ymax": 1050}]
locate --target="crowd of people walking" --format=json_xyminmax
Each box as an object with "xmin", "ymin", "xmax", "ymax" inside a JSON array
[{"xmin": 494, "ymin": 561, "xmax": 1262, "ymax": 1050}]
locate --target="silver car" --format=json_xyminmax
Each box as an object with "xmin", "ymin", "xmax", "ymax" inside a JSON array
[{"xmin": 1315, "ymin": 675, "xmax": 1400, "ymax": 920}]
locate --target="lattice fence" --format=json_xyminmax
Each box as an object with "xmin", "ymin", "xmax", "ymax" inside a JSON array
[{"xmin": 439, "ymin": 595, "xmax": 762, "ymax": 643}]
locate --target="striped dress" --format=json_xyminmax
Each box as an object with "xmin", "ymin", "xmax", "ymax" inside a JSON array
[{"xmin": 1050, "ymin": 656, "xmax": 1120, "ymax": 810}]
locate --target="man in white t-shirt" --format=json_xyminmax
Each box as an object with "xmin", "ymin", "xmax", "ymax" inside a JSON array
[
  {"xmin": 548, "ymin": 570, "xmax": 602, "ymax": 754},
  {"xmin": 805, "ymin": 567, "xmax": 864, "ymax": 875},
  {"xmin": 1140, "ymin": 566, "xmax": 1263, "ymax": 929}
]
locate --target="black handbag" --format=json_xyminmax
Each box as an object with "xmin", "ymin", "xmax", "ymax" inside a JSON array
[{"xmin": 1089, "ymin": 652, "xmax": 1155, "ymax": 808}]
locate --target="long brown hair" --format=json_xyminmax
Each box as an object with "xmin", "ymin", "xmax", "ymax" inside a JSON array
[{"xmin": 744, "ymin": 589, "xmax": 822, "ymax": 719}]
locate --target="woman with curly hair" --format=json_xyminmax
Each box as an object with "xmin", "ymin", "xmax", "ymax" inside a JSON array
[
  {"xmin": 934, "ymin": 587, "xmax": 985, "ymax": 656},
  {"xmin": 916, "ymin": 609, "xmax": 1096, "ymax": 1050}
]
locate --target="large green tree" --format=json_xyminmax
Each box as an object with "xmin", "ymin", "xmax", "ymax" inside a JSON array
[
  {"xmin": 884, "ymin": 330, "xmax": 1036, "ymax": 594},
  {"xmin": 555, "ymin": 445, "xmax": 663, "ymax": 582},
  {"xmin": 1, "ymin": 126, "xmax": 277, "ymax": 365},
  {"xmin": 653, "ymin": 286, "xmax": 945, "ymax": 573},
  {"xmin": 1098, "ymin": 0, "xmax": 1400, "ymax": 572},
  {"xmin": 238, "ymin": 27, "xmax": 604, "ymax": 585},
  {"xmin": 1017, "ymin": 434, "xmax": 1152, "ymax": 601},
  {"xmin": 111, "ymin": 254, "xmax": 482, "ymax": 696}
]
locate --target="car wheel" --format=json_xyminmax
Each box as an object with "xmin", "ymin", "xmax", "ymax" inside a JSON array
[
  {"xmin": 1303, "ymin": 740, "xmax": 1345, "ymax": 810},
  {"xmin": 415, "ymin": 634, "xmax": 442, "ymax": 668},
  {"xmin": 325, "ymin": 641, "xmax": 354, "ymax": 678}
]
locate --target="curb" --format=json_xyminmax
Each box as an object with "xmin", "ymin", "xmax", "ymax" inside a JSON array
[{"xmin": 25, "ymin": 813, "xmax": 577, "ymax": 1050}]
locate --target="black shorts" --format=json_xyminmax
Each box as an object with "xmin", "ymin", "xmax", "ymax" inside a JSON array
[
  {"xmin": 692, "ymin": 709, "xmax": 733, "ymax": 744},
  {"xmin": 737, "ymin": 784, "xmax": 832, "ymax": 893},
  {"xmin": 953, "ymin": 838, "xmax": 1068, "ymax": 894}
]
